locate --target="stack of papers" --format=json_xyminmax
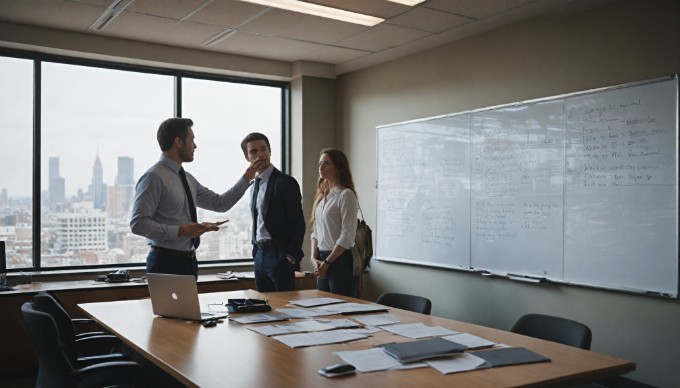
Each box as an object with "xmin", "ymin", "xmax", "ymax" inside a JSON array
[{"xmin": 380, "ymin": 337, "xmax": 467, "ymax": 364}]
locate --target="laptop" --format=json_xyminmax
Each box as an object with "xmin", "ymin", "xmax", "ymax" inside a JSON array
[{"xmin": 146, "ymin": 273, "xmax": 228, "ymax": 321}]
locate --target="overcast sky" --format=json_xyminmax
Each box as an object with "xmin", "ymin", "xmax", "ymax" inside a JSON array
[{"xmin": 1, "ymin": 57, "xmax": 281, "ymax": 198}]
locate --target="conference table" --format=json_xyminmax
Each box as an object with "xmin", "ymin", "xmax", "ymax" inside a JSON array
[{"xmin": 78, "ymin": 289, "xmax": 634, "ymax": 387}]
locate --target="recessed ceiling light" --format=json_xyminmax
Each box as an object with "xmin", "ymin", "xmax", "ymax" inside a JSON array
[
  {"xmin": 385, "ymin": 0, "xmax": 426, "ymax": 5},
  {"xmin": 237, "ymin": 0, "xmax": 384, "ymax": 26}
]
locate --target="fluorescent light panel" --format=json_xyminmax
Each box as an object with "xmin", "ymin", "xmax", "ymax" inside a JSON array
[
  {"xmin": 238, "ymin": 0, "xmax": 384, "ymax": 26},
  {"xmin": 385, "ymin": 0, "xmax": 426, "ymax": 5}
]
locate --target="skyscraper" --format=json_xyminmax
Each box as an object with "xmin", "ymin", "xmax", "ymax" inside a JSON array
[
  {"xmin": 0, "ymin": 188, "xmax": 7, "ymax": 209},
  {"xmin": 89, "ymin": 154, "xmax": 106, "ymax": 210},
  {"xmin": 49, "ymin": 157, "xmax": 65, "ymax": 212},
  {"xmin": 115, "ymin": 156, "xmax": 134, "ymax": 212}
]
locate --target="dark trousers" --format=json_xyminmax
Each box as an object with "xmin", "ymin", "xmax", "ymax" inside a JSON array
[
  {"xmin": 253, "ymin": 245, "xmax": 295, "ymax": 292},
  {"xmin": 146, "ymin": 249, "xmax": 198, "ymax": 278},
  {"xmin": 317, "ymin": 250, "xmax": 356, "ymax": 297}
]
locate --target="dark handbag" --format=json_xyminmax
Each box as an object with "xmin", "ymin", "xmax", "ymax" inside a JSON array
[
  {"xmin": 351, "ymin": 204, "xmax": 373, "ymax": 277},
  {"xmin": 225, "ymin": 299, "xmax": 271, "ymax": 313}
]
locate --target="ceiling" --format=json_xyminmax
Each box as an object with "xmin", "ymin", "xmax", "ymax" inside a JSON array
[{"xmin": 0, "ymin": 0, "xmax": 612, "ymax": 75}]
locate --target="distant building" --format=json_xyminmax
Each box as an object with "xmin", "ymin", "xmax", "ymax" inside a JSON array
[
  {"xmin": 89, "ymin": 154, "xmax": 106, "ymax": 210},
  {"xmin": 54, "ymin": 202, "xmax": 107, "ymax": 253},
  {"xmin": 115, "ymin": 156, "xmax": 134, "ymax": 212},
  {"xmin": 0, "ymin": 188, "xmax": 7, "ymax": 209},
  {"xmin": 107, "ymin": 185, "xmax": 126, "ymax": 219},
  {"xmin": 49, "ymin": 157, "xmax": 66, "ymax": 212}
]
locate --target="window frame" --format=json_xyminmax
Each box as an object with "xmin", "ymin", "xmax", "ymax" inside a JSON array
[{"xmin": 0, "ymin": 48, "xmax": 291, "ymax": 272}]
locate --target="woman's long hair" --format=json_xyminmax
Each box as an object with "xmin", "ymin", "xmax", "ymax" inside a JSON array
[{"xmin": 309, "ymin": 148, "xmax": 356, "ymax": 227}]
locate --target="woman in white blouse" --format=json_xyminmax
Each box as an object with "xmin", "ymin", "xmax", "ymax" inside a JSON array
[{"xmin": 310, "ymin": 148, "xmax": 359, "ymax": 297}]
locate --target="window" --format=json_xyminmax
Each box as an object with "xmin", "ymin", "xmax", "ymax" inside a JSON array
[
  {"xmin": 0, "ymin": 56, "xmax": 33, "ymax": 269},
  {"xmin": 182, "ymin": 77, "xmax": 282, "ymax": 260},
  {"xmin": 0, "ymin": 51, "xmax": 288, "ymax": 271}
]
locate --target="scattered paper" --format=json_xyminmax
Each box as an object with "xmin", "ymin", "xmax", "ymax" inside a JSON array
[
  {"xmin": 442, "ymin": 333, "xmax": 496, "ymax": 350},
  {"xmin": 352, "ymin": 313, "xmax": 400, "ymax": 327},
  {"xmin": 335, "ymin": 348, "xmax": 428, "ymax": 372},
  {"xmin": 426, "ymin": 352, "xmax": 491, "ymax": 374},
  {"xmin": 381, "ymin": 323, "xmax": 459, "ymax": 339},
  {"xmin": 248, "ymin": 320, "xmax": 333, "ymax": 336},
  {"xmin": 288, "ymin": 297, "xmax": 345, "ymax": 307},
  {"xmin": 273, "ymin": 329, "xmax": 367, "ymax": 348}
]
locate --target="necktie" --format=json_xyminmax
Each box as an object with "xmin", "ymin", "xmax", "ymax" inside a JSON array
[
  {"xmin": 251, "ymin": 177, "xmax": 261, "ymax": 244},
  {"xmin": 178, "ymin": 167, "xmax": 199, "ymax": 249}
]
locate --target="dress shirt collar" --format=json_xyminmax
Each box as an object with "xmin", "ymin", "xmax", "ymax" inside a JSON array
[
  {"xmin": 159, "ymin": 154, "xmax": 182, "ymax": 174},
  {"xmin": 257, "ymin": 164, "xmax": 275, "ymax": 182}
]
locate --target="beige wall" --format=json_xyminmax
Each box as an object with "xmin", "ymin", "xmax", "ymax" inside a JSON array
[
  {"xmin": 293, "ymin": 75, "xmax": 337, "ymax": 270},
  {"xmin": 336, "ymin": 0, "xmax": 680, "ymax": 386}
]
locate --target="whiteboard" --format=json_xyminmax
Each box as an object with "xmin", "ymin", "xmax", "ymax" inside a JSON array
[
  {"xmin": 376, "ymin": 115, "xmax": 471, "ymax": 269},
  {"xmin": 375, "ymin": 76, "xmax": 678, "ymax": 296},
  {"xmin": 471, "ymin": 100, "xmax": 565, "ymax": 278}
]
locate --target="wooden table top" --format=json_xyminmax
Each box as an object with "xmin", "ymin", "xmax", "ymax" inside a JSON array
[{"xmin": 79, "ymin": 289, "xmax": 634, "ymax": 388}]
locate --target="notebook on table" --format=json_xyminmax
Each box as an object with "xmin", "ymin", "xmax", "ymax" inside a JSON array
[
  {"xmin": 380, "ymin": 337, "xmax": 467, "ymax": 363},
  {"xmin": 146, "ymin": 273, "xmax": 228, "ymax": 322},
  {"xmin": 471, "ymin": 347, "xmax": 550, "ymax": 367}
]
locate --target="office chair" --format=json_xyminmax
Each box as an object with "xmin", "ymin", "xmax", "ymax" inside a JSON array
[
  {"xmin": 376, "ymin": 292, "xmax": 432, "ymax": 315},
  {"xmin": 45, "ymin": 290, "xmax": 97, "ymax": 327},
  {"xmin": 21, "ymin": 302, "xmax": 140, "ymax": 388},
  {"xmin": 33, "ymin": 291, "xmax": 125, "ymax": 364},
  {"xmin": 510, "ymin": 313, "xmax": 592, "ymax": 350}
]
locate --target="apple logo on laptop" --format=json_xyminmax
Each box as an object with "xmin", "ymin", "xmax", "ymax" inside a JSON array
[{"xmin": 171, "ymin": 292, "xmax": 178, "ymax": 300}]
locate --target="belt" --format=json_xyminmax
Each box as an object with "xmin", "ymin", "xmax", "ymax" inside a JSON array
[
  {"xmin": 151, "ymin": 246, "xmax": 196, "ymax": 259},
  {"xmin": 255, "ymin": 240, "xmax": 275, "ymax": 250}
]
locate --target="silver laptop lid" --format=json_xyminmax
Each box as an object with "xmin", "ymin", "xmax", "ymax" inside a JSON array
[{"xmin": 146, "ymin": 273, "xmax": 203, "ymax": 321}]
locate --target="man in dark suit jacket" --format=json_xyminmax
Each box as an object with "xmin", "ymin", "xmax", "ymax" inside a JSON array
[{"xmin": 241, "ymin": 132, "xmax": 305, "ymax": 291}]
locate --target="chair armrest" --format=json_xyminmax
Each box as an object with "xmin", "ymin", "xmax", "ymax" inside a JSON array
[
  {"xmin": 76, "ymin": 353, "xmax": 127, "ymax": 368},
  {"xmin": 72, "ymin": 318, "xmax": 95, "ymax": 325},
  {"xmin": 75, "ymin": 334, "xmax": 121, "ymax": 357},
  {"xmin": 75, "ymin": 331, "xmax": 109, "ymax": 340},
  {"xmin": 74, "ymin": 360, "xmax": 140, "ymax": 387}
]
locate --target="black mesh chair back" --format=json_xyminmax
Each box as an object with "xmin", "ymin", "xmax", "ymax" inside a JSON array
[
  {"xmin": 376, "ymin": 292, "xmax": 432, "ymax": 315},
  {"xmin": 510, "ymin": 313, "xmax": 592, "ymax": 350}
]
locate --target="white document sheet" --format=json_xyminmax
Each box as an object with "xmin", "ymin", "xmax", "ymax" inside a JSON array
[
  {"xmin": 273, "ymin": 329, "xmax": 367, "ymax": 348},
  {"xmin": 442, "ymin": 333, "xmax": 497, "ymax": 350},
  {"xmin": 288, "ymin": 297, "xmax": 345, "ymax": 307},
  {"xmin": 320, "ymin": 302, "xmax": 388, "ymax": 314},
  {"xmin": 229, "ymin": 313, "xmax": 288, "ymax": 324},
  {"xmin": 381, "ymin": 323, "xmax": 459, "ymax": 339},
  {"xmin": 334, "ymin": 348, "xmax": 428, "ymax": 372},
  {"xmin": 348, "ymin": 326, "xmax": 383, "ymax": 335},
  {"xmin": 426, "ymin": 352, "xmax": 491, "ymax": 374},
  {"xmin": 247, "ymin": 320, "xmax": 334, "ymax": 336},
  {"xmin": 313, "ymin": 318, "xmax": 362, "ymax": 329},
  {"xmin": 276, "ymin": 308, "xmax": 332, "ymax": 318},
  {"xmin": 352, "ymin": 313, "xmax": 400, "ymax": 326}
]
